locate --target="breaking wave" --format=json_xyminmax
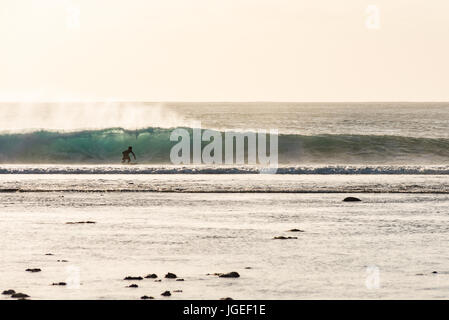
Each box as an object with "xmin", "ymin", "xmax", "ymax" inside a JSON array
[{"xmin": 0, "ymin": 127, "xmax": 448, "ymax": 164}]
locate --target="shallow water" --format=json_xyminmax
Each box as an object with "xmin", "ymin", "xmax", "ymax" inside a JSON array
[{"xmin": 1, "ymin": 174, "xmax": 449, "ymax": 299}]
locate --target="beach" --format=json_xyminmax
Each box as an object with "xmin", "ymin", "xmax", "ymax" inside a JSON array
[{"xmin": 1, "ymin": 172, "xmax": 449, "ymax": 299}]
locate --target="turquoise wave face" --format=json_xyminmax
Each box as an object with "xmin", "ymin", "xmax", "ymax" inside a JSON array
[{"xmin": 0, "ymin": 127, "xmax": 449, "ymax": 164}]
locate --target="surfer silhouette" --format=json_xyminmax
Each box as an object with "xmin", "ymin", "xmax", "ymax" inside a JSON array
[{"xmin": 122, "ymin": 146, "xmax": 136, "ymax": 164}]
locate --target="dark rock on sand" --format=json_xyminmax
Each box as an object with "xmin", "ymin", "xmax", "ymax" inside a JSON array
[
  {"xmin": 220, "ymin": 297, "xmax": 233, "ymax": 300},
  {"xmin": 173, "ymin": 290, "xmax": 183, "ymax": 293},
  {"xmin": 57, "ymin": 260, "xmax": 68, "ymax": 262},
  {"xmin": 145, "ymin": 273, "xmax": 158, "ymax": 279},
  {"xmin": 206, "ymin": 273, "xmax": 223, "ymax": 276},
  {"xmin": 66, "ymin": 221, "xmax": 96, "ymax": 224},
  {"xmin": 154, "ymin": 279, "xmax": 162, "ymax": 282},
  {"xmin": 2, "ymin": 289, "xmax": 15, "ymax": 295},
  {"xmin": 161, "ymin": 291, "xmax": 171, "ymax": 296},
  {"xmin": 343, "ymin": 197, "xmax": 361, "ymax": 202},
  {"xmin": 273, "ymin": 236, "xmax": 297, "ymax": 240},
  {"xmin": 11, "ymin": 293, "xmax": 29, "ymax": 298},
  {"xmin": 176, "ymin": 278, "xmax": 184, "ymax": 281},
  {"xmin": 127, "ymin": 284, "xmax": 138, "ymax": 288},
  {"xmin": 288, "ymin": 229, "xmax": 305, "ymax": 232},
  {"xmin": 432, "ymin": 271, "xmax": 438, "ymax": 274},
  {"xmin": 52, "ymin": 282, "xmax": 67, "ymax": 286},
  {"xmin": 124, "ymin": 276, "xmax": 143, "ymax": 280},
  {"xmin": 45, "ymin": 253, "xmax": 54, "ymax": 256},
  {"xmin": 165, "ymin": 272, "xmax": 177, "ymax": 279},
  {"xmin": 26, "ymin": 268, "xmax": 41, "ymax": 273},
  {"xmin": 141, "ymin": 295, "xmax": 154, "ymax": 300},
  {"xmin": 219, "ymin": 272, "xmax": 240, "ymax": 278}
]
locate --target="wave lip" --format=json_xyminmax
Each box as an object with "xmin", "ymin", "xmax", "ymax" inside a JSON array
[{"xmin": 1, "ymin": 165, "xmax": 449, "ymax": 175}]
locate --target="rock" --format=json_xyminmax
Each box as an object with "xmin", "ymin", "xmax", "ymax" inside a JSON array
[
  {"xmin": 26, "ymin": 268, "xmax": 41, "ymax": 273},
  {"xmin": 52, "ymin": 282, "xmax": 67, "ymax": 286},
  {"xmin": 219, "ymin": 272, "xmax": 240, "ymax": 278},
  {"xmin": 66, "ymin": 221, "xmax": 96, "ymax": 224},
  {"xmin": 127, "ymin": 284, "xmax": 138, "ymax": 288},
  {"xmin": 161, "ymin": 291, "xmax": 171, "ymax": 296},
  {"xmin": 273, "ymin": 236, "xmax": 297, "ymax": 240},
  {"xmin": 220, "ymin": 297, "xmax": 233, "ymax": 300},
  {"xmin": 145, "ymin": 273, "xmax": 158, "ymax": 279},
  {"xmin": 45, "ymin": 253, "xmax": 54, "ymax": 256},
  {"xmin": 176, "ymin": 278, "xmax": 184, "ymax": 281},
  {"xmin": 2, "ymin": 289, "xmax": 15, "ymax": 295},
  {"xmin": 154, "ymin": 279, "xmax": 162, "ymax": 282},
  {"xmin": 343, "ymin": 197, "xmax": 361, "ymax": 202},
  {"xmin": 288, "ymin": 229, "xmax": 305, "ymax": 232},
  {"xmin": 11, "ymin": 293, "xmax": 29, "ymax": 298},
  {"xmin": 57, "ymin": 260, "xmax": 68, "ymax": 262},
  {"xmin": 124, "ymin": 276, "xmax": 143, "ymax": 280},
  {"xmin": 432, "ymin": 271, "xmax": 438, "ymax": 274},
  {"xmin": 165, "ymin": 272, "xmax": 177, "ymax": 279},
  {"xmin": 206, "ymin": 273, "xmax": 223, "ymax": 276},
  {"xmin": 141, "ymin": 295, "xmax": 154, "ymax": 300},
  {"xmin": 173, "ymin": 290, "xmax": 183, "ymax": 293}
]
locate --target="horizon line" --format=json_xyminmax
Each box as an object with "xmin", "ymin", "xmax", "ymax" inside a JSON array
[{"xmin": 1, "ymin": 100, "xmax": 449, "ymax": 104}]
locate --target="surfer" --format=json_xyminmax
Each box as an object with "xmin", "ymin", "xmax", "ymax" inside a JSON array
[{"xmin": 122, "ymin": 146, "xmax": 136, "ymax": 164}]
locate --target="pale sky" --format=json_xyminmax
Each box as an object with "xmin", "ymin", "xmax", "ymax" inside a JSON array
[{"xmin": 0, "ymin": 0, "xmax": 448, "ymax": 102}]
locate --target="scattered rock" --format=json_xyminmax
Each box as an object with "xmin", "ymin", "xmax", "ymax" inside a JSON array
[
  {"xmin": 66, "ymin": 221, "xmax": 96, "ymax": 224},
  {"xmin": 26, "ymin": 268, "xmax": 41, "ymax": 273},
  {"xmin": 145, "ymin": 273, "xmax": 158, "ymax": 279},
  {"xmin": 244, "ymin": 267, "xmax": 252, "ymax": 269},
  {"xmin": 141, "ymin": 295, "xmax": 154, "ymax": 300},
  {"xmin": 173, "ymin": 290, "xmax": 183, "ymax": 293},
  {"xmin": 161, "ymin": 291, "xmax": 171, "ymax": 296},
  {"xmin": 273, "ymin": 236, "xmax": 297, "ymax": 240},
  {"xmin": 219, "ymin": 272, "xmax": 240, "ymax": 278},
  {"xmin": 45, "ymin": 253, "xmax": 54, "ymax": 256},
  {"xmin": 57, "ymin": 260, "xmax": 68, "ymax": 262},
  {"xmin": 124, "ymin": 276, "xmax": 143, "ymax": 280},
  {"xmin": 2, "ymin": 289, "xmax": 15, "ymax": 295},
  {"xmin": 176, "ymin": 278, "xmax": 184, "ymax": 281},
  {"xmin": 220, "ymin": 297, "xmax": 233, "ymax": 300},
  {"xmin": 52, "ymin": 282, "xmax": 67, "ymax": 286},
  {"xmin": 432, "ymin": 271, "xmax": 438, "ymax": 274},
  {"xmin": 343, "ymin": 197, "xmax": 361, "ymax": 202},
  {"xmin": 127, "ymin": 284, "xmax": 138, "ymax": 288},
  {"xmin": 11, "ymin": 293, "xmax": 29, "ymax": 298},
  {"xmin": 206, "ymin": 273, "xmax": 223, "ymax": 276},
  {"xmin": 165, "ymin": 272, "xmax": 177, "ymax": 279},
  {"xmin": 288, "ymin": 229, "xmax": 305, "ymax": 232},
  {"xmin": 154, "ymin": 279, "xmax": 162, "ymax": 282}
]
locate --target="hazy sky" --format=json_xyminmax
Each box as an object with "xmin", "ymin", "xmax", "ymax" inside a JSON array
[{"xmin": 1, "ymin": 0, "xmax": 448, "ymax": 101}]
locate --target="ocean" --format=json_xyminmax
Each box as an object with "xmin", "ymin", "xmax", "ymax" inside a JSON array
[{"xmin": 1, "ymin": 102, "xmax": 448, "ymax": 299}]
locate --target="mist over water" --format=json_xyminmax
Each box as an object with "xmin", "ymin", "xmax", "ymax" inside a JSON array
[{"xmin": 0, "ymin": 102, "xmax": 193, "ymax": 132}]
